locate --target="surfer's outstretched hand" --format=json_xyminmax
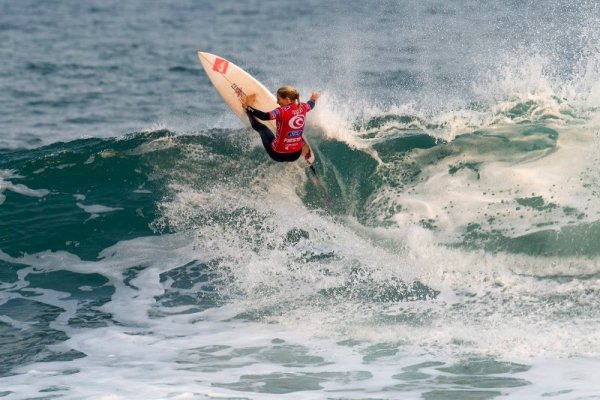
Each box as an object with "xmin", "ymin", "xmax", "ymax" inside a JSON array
[
  {"xmin": 310, "ymin": 91, "xmax": 320, "ymax": 101},
  {"xmin": 240, "ymin": 93, "xmax": 256, "ymax": 109}
]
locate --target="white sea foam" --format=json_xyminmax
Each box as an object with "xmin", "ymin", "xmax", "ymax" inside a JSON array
[
  {"xmin": 364, "ymin": 122, "xmax": 600, "ymax": 241},
  {"xmin": 76, "ymin": 202, "xmax": 123, "ymax": 219},
  {"xmin": 150, "ymin": 161, "xmax": 600, "ymax": 361},
  {"xmin": 0, "ymin": 170, "xmax": 50, "ymax": 206},
  {"xmin": 0, "ymin": 227, "xmax": 599, "ymax": 399}
]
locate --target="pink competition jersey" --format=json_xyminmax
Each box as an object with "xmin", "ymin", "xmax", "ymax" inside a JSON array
[{"xmin": 268, "ymin": 102, "xmax": 313, "ymax": 153}]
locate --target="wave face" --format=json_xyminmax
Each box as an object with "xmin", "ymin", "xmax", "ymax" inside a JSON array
[{"xmin": 2, "ymin": 0, "xmax": 600, "ymax": 398}]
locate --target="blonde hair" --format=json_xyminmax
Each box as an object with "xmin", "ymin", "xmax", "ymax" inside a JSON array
[{"xmin": 277, "ymin": 86, "xmax": 301, "ymax": 109}]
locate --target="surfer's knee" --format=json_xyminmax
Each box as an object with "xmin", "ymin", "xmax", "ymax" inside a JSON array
[{"xmin": 246, "ymin": 111, "xmax": 262, "ymax": 130}]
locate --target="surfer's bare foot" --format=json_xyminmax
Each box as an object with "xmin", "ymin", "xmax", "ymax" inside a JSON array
[{"xmin": 302, "ymin": 143, "xmax": 313, "ymax": 164}]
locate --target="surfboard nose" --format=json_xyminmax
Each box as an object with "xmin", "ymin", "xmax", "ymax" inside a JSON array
[{"xmin": 197, "ymin": 52, "xmax": 216, "ymax": 74}]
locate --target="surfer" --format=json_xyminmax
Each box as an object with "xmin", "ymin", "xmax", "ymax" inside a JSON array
[{"xmin": 240, "ymin": 86, "xmax": 319, "ymax": 163}]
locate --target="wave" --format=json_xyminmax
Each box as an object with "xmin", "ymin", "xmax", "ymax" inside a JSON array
[
  {"xmin": 3, "ymin": 100, "xmax": 600, "ymax": 260},
  {"xmin": 1, "ymin": 118, "xmax": 599, "ymax": 361}
]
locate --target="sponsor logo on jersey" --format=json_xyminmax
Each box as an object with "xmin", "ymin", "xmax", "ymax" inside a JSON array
[
  {"xmin": 288, "ymin": 115, "xmax": 305, "ymax": 130},
  {"xmin": 287, "ymin": 130, "xmax": 303, "ymax": 137},
  {"xmin": 213, "ymin": 58, "xmax": 229, "ymax": 74}
]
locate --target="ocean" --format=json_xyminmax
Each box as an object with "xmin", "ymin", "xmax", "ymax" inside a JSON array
[{"xmin": 1, "ymin": 0, "xmax": 600, "ymax": 398}]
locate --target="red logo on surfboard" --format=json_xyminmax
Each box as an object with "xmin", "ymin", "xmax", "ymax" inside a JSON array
[{"xmin": 213, "ymin": 58, "xmax": 229, "ymax": 74}]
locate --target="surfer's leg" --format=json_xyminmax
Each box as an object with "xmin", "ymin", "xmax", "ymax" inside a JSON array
[{"xmin": 246, "ymin": 111, "xmax": 275, "ymax": 151}]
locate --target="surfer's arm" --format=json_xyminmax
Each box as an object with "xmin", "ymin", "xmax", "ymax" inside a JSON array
[
  {"xmin": 240, "ymin": 94, "xmax": 270, "ymax": 120},
  {"xmin": 246, "ymin": 106, "xmax": 271, "ymax": 121},
  {"xmin": 308, "ymin": 91, "xmax": 319, "ymax": 110},
  {"xmin": 305, "ymin": 91, "xmax": 319, "ymax": 111}
]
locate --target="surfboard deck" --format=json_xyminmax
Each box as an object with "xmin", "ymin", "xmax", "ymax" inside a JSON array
[{"xmin": 197, "ymin": 51, "xmax": 315, "ymax": 165}]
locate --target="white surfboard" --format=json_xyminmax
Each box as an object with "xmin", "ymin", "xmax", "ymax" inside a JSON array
[{"xmin": 197, "ymin": 51, "xmax": 315, "ymax": 165}]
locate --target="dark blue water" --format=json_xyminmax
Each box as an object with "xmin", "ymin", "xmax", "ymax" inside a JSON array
[{"xmin": 2, "ymin": 1, "xmax": 600, "ymax": 399}]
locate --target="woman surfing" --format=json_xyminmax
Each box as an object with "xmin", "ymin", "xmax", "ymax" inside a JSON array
[{"xmin": 240, "ymin": 86, "xmax": 319, "ymax": 163}]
